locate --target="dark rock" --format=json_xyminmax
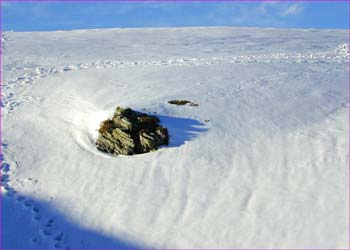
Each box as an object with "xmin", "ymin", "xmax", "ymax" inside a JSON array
[
  {"xmin": 96, "ymin": 106, "xmax": 169, "ymax": 155},
  {"xmin": 168, "ymin": 100, "xmax": 198, "ymax": 106}
]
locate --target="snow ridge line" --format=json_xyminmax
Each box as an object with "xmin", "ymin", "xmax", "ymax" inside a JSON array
[{"xmin": 1, "ymin": 44, "xmax": 349, "ymax": 116}]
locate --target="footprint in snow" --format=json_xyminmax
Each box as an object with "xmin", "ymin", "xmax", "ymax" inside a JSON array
[{"xmin": 1, "ymin": 160, "xmax": 68, "ymax": 248}]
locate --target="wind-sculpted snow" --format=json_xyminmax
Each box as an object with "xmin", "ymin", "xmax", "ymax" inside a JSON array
[
  {"xmin": 1, "ymin": 28, "xmax": 349, "ymax": 248},
  {"xmin": 1, "ymin": 140, "xmax": 143, "ymax": 249},
  {"xmin": 1, "ymin": 44, "xmax": 348, "ymax": 116}
]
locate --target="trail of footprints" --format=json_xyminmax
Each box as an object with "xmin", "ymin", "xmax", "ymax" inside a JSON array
[
  {"xmin": 2, "ymin": 43, "xmax": 349, "ymax": 116},
  {"xmin": 0, "ymin": 37, "xmax": 348, "ymax": 247},
  {"xmin": 1, "ymin": 157, "xmax": 69, "ymax": 249}
]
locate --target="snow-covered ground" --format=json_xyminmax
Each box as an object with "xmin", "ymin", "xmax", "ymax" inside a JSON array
[{"xmin": 1, "ymin": 27, "xmax": 349, "ymax": 249}]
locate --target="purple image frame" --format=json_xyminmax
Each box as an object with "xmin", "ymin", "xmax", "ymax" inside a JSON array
[
  {"xmin": 0, "ymin": 0, "xmax": 349, "ymax": 2},
  {"xmin": 0, "ymin": 0, "xmax": 349, "ymax": 249}
]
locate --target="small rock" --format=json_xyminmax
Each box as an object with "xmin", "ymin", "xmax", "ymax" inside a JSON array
[{"xmin": 168, "ymin": 99, "xmax": 198, "ymax": 106}]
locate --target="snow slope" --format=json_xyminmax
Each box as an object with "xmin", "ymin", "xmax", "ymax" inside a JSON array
[{"xmin": 1, "ymin": 27, "xmax": 349, "ymax": 249}]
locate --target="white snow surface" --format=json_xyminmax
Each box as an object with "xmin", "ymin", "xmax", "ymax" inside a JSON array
[{"xmin": 1, "ymin": 27, "xmax": 349, "ymax": 249}]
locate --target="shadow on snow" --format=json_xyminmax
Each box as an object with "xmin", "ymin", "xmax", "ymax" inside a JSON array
[
  {"xmin": 156, "ymin": 114, "xmax": 208, "ymax": 147},
  {"xmin": 1, "ymin": 193, "xmax": 144, "ymax": 249}
]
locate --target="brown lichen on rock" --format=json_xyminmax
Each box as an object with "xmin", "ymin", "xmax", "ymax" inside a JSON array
[
  {"xmin": 96, "ymin": 107, "xmax": 169, "ymax": 155},
  {"xmin": 168, "ymin": 100, "xmax": 198, "ymax": 106},
  {"xmin": 98, "ymin": 119, "xmax": 115, "ymax": 134}
]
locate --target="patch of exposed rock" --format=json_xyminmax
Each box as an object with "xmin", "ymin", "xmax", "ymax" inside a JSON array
[
  {"xmin": 96, "ymin": 107, "xmax": 169, "ymax": 155},
  {"xmin": 168, "ymin": 100, "xmax": 198, "ymax": 106}
]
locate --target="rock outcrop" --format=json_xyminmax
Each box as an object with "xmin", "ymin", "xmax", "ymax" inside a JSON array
[{"xmin": 96, "ymin": 107, "xmax": 169, "ymax": 155}]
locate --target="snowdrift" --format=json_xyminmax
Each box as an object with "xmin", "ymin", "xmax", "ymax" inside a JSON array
[{"xmin": 1, "ymin": 27, "xmax": 349, "ymax": 248}]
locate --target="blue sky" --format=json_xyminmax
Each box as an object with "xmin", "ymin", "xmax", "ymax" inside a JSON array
[{"xmin": 1, "ymin": 1, "xmax": 349, "ymax": 31}]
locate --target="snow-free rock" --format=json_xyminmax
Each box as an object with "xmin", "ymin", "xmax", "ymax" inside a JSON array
[{"xmin": 96, "ymin": 107, "xmax": 169, "ymax": 155}]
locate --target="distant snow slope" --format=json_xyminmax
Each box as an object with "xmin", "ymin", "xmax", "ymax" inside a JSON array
[{"xmin": 1, "ymin": 27, "xmax": 349, "ymax": 249}]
